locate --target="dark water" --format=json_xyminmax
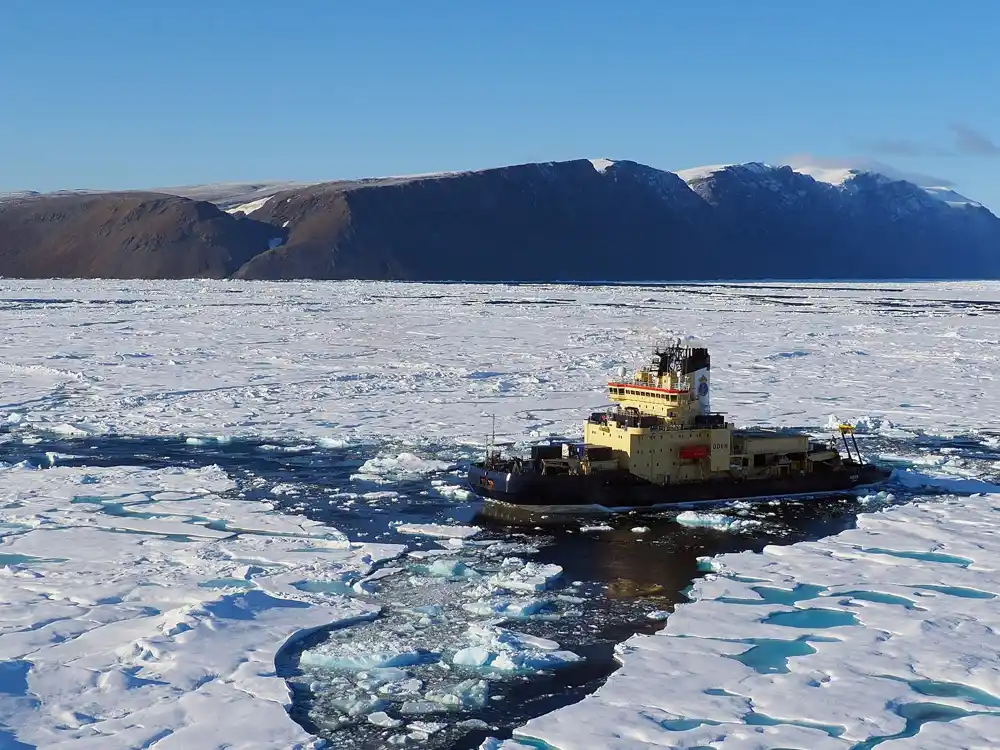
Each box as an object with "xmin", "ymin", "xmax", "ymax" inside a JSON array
[{"xmin": 1, "ymin": 428, "xmax": 994, "ymax": 749}]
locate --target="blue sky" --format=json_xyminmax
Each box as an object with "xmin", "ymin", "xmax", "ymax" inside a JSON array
[{"xmin": 2, "ymin": 1, "xmax": 998, "ymax": 210}]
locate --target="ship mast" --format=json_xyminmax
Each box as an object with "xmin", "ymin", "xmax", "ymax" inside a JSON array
[{"xmin": 484, "ymin": 413, "xmax": 498, "ymax": 466}]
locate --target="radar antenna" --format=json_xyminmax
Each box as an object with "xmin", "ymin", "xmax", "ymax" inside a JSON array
[{"xmin": 652, "ymin": 337, "xmax": 685, "ymax": 376}]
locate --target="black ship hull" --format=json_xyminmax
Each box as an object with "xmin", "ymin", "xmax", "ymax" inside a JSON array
[{"xmin": 468, "ymin": 463, "xmax": 891, "ymax": 525}]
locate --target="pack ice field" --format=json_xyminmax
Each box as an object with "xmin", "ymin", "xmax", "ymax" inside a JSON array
[{"xmin": 1, "ymin": 279, "xmax": 999, "ymax": 750}]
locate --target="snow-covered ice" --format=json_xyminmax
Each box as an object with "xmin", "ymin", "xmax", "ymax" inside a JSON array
[
  {"xmin": 3, "ymin": 278, "xmax": 1000, "ymax": 748},
  {"xmin": 393, "ymin": 523, "xmax": 481, "ymax": 539},
  {"xmin": 509, "ymin": 485, "xmax": 1000, "ymax": 749},
  {"xmin": 675, "ymin": 510, "xmax": 763, "ymax": 533},
  {"xmin": 3, "ymin": 279, "xmax": 999, "ymax": 445},
  {"xmin": 0, "ymin": 462, "xmax": 402, "ymax": 749}
]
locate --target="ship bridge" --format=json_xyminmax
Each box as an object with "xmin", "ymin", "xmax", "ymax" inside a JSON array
[
  {"xmin": 607, "ymin": 380, "xmax": 688, "ymax": 419},
  {"xmin": 606, "ymin": 338, "xmax": 712, "ymax": 426}
]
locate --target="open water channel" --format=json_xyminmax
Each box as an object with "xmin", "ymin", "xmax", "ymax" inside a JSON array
[{"xmin": 2, "ymin": 429, "xmax": 995, "ymax": 748}]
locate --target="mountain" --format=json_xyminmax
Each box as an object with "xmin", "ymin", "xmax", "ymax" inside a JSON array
[
  {"xmin": 1, "ymin": 159, "xmax": 997, "ymax": 281},
  {"xmin": 0, "ymin": 192, "xmax": 283, "ymax": 279},
  {"xmin": 676, "ymin": 162, "xmax": 1000, "ymax": 278},
  {"xmin": 783, "ymin": 162, "xmax": 982, "ymax": 207},
  {"xmin": 234, "ymin": 159, "xmax": 714, "ymax": 281}
]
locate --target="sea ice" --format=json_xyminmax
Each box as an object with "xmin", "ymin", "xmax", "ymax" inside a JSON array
[
  {"xmin": 425, "ymin": 558, "xmax": 475, "ymax": 578},
  {"xmin": 0, "ymin": 462, "xmax": 402, "ymax": 749},
  {"xmin": 510, "ymin": 491, "xmax": 1000, "ymax": 749},
  {"xmin": 4, "ymin": 279, "xmax": 1000, "ymax": 445},
  {"xmin": 293, "ymin": 539, "xmax": 583, "ymax": 745},
  {"xmin": 356, "ymin": 452, "xmax": 453, "ymax": 480},
  {"xmin": 479, "ymin": 739, "xmax": 539, "ymax": 750},
  {"xmin": 675, "ymin": 510, "xmax": 762, "ymax": 532},
  {"xmin": 450, "ymin": 624, "xmax": 582, "ymax": 674},
  {"xmin": 300, "ymin": 649, "xmax": 429, "ymax": 671},
  {"xmin": 368, "ymin": 711, "xmax": 403, "ymax": 728},
  {"xmin": 394, "ymin": 523, "xmax": 481, "ymax": 539},
  {"xmin": 408, "ymin": 720, "xmax": 447, "ymax": 734},
  {"xmin": 5, "ymin": 278, "xmax": 1000, "ymax": 748},
  {"xmin": 486, "ymin": 558, "xmax": 563, "ymax": 593}
]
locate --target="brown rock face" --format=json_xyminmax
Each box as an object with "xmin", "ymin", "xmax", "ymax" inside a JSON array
[
  {"xmin": 0, "ymin": 192, "xmax": 282, "ymax": 279},
  {"xmin": 2, "ymin": 159, "xmax": 998, "ymax": 281},
  {"xmin": 234, "ymin": 160, "xmax": 714, "ymax": 281}
]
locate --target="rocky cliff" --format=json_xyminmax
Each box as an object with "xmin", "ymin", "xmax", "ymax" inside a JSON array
[
  {"xmin": 0, "ymin": 192, "xmax": 283, "ymax": 279},
  {"xmin": 1, "ymin": 159, "xmax": 997, "ymax": 281}
]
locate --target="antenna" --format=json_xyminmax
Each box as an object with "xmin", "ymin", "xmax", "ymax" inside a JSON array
[{"xmin": 485, "ymin": 413, "xmax": 497, "ymax": 464}]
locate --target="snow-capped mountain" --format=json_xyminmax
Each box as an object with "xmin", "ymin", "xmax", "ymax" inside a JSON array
[
  {"xmin": 671, "ymin": 160, "xmax": 999, "ymax": 278},
  {"xmin": 0, "ymin": 158, "xmax": 997, "ymax": 280},
  {"xmin": 789, "ymin": 163, "xmax": 982, "ymax": 207},
  {"xmin": 677, "ymin": 161, "xmax": 983, "ymax": 210}
]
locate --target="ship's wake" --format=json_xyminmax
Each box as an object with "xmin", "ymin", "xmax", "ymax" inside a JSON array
[{"xmin": 1, "ymin": 427, "xmax": 996, "ymax": 748}]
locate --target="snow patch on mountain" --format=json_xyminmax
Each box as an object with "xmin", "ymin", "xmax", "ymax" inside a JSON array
[
  {"xmin": 789, "ymin": 163, "xmax": 981, "ymax": 207},
  {"xmin": 921, "ymin": 185, "xmax": 983, "ymax": 208},
  {"xmin": 675, "ymin": 162, "xmax": 775, "ymax": 184},
  {"xmin": 677, "ymin": 161, "xmax": 984, "ymax": 208},
  {"xmin": 789, "ymin": 165, "xmax": 863, "ymax": 187},
  {"xmin": 157, "ymin": 181, "xmax": 313, "ymax": 210},
  {"xmin": 226, "ymin": 195, "xmax": 275, "ymax": 215},
  {"xmin": 802, "ymin": 165, "xmax": 979, "ymax": 207},
  {"xmin": 589, "ymin": 158, "xmax": 615, "ymax": 173}
]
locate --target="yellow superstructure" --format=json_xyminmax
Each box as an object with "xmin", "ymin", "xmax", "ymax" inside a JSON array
[{"xmin": 578, "ymin": 340, "xmax": 832, "ymax": 485}]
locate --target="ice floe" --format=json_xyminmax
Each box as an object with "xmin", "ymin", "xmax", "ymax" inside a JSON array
[
  {"xmin": 354, "ymin": 452, "xmax": 454, "ymax": 482},
  {"xmin": 393, "ymin": 522, "xmax": 481, "ymax": 539},
  {"xmin": 453, "ymin": 624, "xmax": 582, "ymax": 672},
  {"xmin": 675, "ymin": 510, "xmax": 762, "ymax": 533},
  {"xmin": 506, "ymin": 490, "xmax": 1000, "ymax": 749},
  {"xmin": 0, "ymin": 462, "xmax": 402, "ymax": 749}
]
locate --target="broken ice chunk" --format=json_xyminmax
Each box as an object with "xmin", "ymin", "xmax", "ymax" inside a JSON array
[
  {"xmin": 453, "ymin": 624, "xmax": 583, "ymax": 673},
  {"xmin": 394, "ymin": 522, "xmax": 480, "ymax": 539},
  {"xmin": 400, "ymin": 699, "xmax": 448, "ymax": 715},
  {"xmin": 424, "ymin": 678, "xmax": 490, "ymax": 711},
  {"xmin": 452, "ymin": 646, "xmax": 492, "ymax": 668},
  {"xmin": 300, "ymin": 648, "xmax": 430, "ymax": 670},
  {"xmin": 408, "ymin": 721, "xmax": 446, "ymax": 734},
  {"xmin": 487, "ymin": 558, "xmax": 562, "ymax": 592},
  {"xmin": 368, "ymin": 711, "xmax": 403, "ymax": 728},
  {"xmin": 378, "ymin": 678, "xmax": 424, "ymax": 698}
]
